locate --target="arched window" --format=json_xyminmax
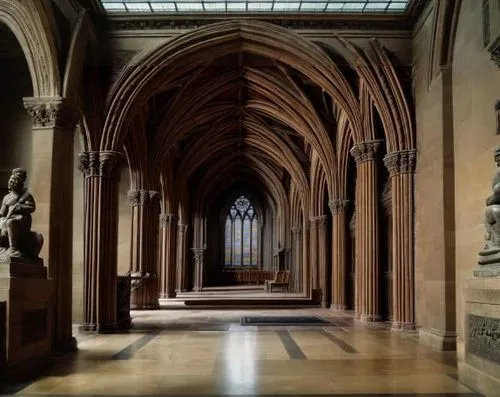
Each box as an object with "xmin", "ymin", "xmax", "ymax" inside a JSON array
[{"xmin": 225, "ymin": 195, "xmax": 258, "ymax": 267}]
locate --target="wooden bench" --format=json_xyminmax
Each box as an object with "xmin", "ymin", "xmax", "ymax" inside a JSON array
[{"xmin": 265, "ymin": 271, "xmax": 290, "ymax": 292}]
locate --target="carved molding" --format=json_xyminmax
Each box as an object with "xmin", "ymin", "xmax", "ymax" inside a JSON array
[
  {"xmin": 328, "ymin": 199, "xmax": 350, "ymax": 215},
  {"xmin": 78, "ymin": 151, "xmax": 123, "ymax": 178},
  {"xmin": 159, "ymin": 213, "xmax": 176, "ymax": 228},
  {"xmin": 467, "ymin": 314, "xmax": 500, "ymax": 365},
  {"xmin": 350, "ymin": 140, "xmax": 383, "ymax": 165},
  {"xmin": 108, "ymin": 17, "xmax": 413, "ymax": 32},
  {"xmin": 23, "ymin": 97, "xmax": 80, "ymax": 129},
  {"xmin": 383, "ymin": 149, "xmax": 417, "ymax": 177},
  {"xmin": 487, "ymin": 34, "xmax": 500, "ymax": 69}
]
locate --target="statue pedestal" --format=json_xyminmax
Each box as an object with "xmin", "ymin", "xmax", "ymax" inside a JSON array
[
  {"xmin": 459, "ymin": 274, "xmax": 500, "ymax": 396},
  {"xmin": 0, "ymin": 257, "xmax": 53, "ymax": 381}
]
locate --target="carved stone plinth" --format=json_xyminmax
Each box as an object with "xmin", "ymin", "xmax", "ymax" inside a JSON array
[
  {"xmin": 0, "ymin": 259, "xmax": 53, "ymax": 381},
  {"xmin": 0, "ymin": 257, "xmax": 45, "ymax": 279},
  {"xmin": 459, "ymin": 277, "xmax": 500, "ymax": 396}
]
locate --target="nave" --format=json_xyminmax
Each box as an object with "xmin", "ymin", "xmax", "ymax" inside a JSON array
[{"xmin": 3, "ymin": 309, "xmax": 481, "ymax": 397}]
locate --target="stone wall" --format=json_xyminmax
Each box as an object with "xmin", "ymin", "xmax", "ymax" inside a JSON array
[
  {"xmin": 413, "ymin": 2, "xmax": 457, "ymax": 350},
  {"xmin": 452, "ymin": 0, "xmax": 500, "ymax": 353}
]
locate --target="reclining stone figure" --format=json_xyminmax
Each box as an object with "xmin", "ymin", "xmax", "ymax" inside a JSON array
[{"xmin": 0, "ymin": 168, "xmax": 43, "ymax": 259}]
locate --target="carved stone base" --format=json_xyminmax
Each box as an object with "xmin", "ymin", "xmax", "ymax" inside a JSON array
[
  {"xmin": 0, "ymin": 268, "xmax": 53, "ymax": 381},
  {"xmin": 419, "ymin": 328, "xmax": 457, "ymax": 351},
  {"xmin": 459, "ymin": 276, "xmax": 500, "ymax": 396},
  {"xmin": 391, "ymin": 321, "xmax": 416, "ymax": 332},
  {"xmin": 473, "ymin": 264, "xmax": 500, "ymax": 277},
  {"xmin": 0, "ymin": 257, "xmax": 45, "ymax": 279},
  {"xmin": 360, "ymin": 314, "xmax": 382, "ymax": 322}
]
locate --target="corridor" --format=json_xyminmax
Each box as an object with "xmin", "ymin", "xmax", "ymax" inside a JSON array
[{"xmin": 3, "ymin": 310, "xmax": 480, "ymax": 396}]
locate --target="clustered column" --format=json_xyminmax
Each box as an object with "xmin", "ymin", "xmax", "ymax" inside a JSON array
[
  {"xmin": 128, "ymin": 189, "xmax": 160, "ymax": 309},
  {"xmin": 351, "ymin": 140, "xmax": 382, "ymax": 322},
  {"xmin": 315, "ymin": 215, "xmax": 328, "ymax": 307},
  {"xmin": 291, "ymin": 227, "xmax": 302, "ymax": 292},
  {"xmin": 159, "ymin": 213, "xmax": 177, "ymax": 299},
  {"xmin": 79, "ymin": 151, "xmax": 123, "ymax": 332},
  {"xmin": 176, "ymin": 223, "xmax": 189, "ymax": 292},
  {"xmin": 24, "ymin": 97, "xmax": 79, "ymax": 350},
  {"xmin": 329, "ymin": 199, "xmax": 350, "ymax": 311},
  {"xmin": 191, "ymin": 247, "xmax": 205, "ymax": 292},
  {"xmin": 309, "ymin": 217, "xmax": 319, "ymax": 290},
  {"xmin": 384, "ymin": 150, "xmax": 416, "ymax": 331}
]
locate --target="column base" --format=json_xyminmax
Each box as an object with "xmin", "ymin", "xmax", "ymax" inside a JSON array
[
  {"xmin": 97, "ymin": 322, "xmax": 119, "ymax": 334},
  {"xmin": 130, "ymin": 303, "xmax": 160, "ymax": 310},
  {"xmin": 391, "ymin": 321, "xmax": 416, "ymax": 332},
  {"xmin": 419, "ymin": 328, "xmax": 456, "ymax": 351},
  {"xmin": 330, "ymin": 304, "xmax": 347, "ymax": 311},
  {"xmin": 360, "ymin": 314, "xmax": 383, "ymax": 322},
  {"xmin": 321, "ymin": 301, "xmax": 330, "ymax": 309},
  {"xmin": 54, "ymin": 336, "xmax": 78, "ymax": 352}
]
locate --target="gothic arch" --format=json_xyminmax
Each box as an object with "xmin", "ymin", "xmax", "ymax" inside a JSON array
[{"xmin": 0, "ymin": 0, "xmax": 60, "ymax": 97}]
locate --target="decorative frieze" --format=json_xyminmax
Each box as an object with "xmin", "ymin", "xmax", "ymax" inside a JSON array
[
  {"xmin": 23, "ymin": 97, "xmax": 80, "ymax": 129},
  {"xmin": 467, "ymin": 314, "xmax": 500, "ymax": 365},
  {"xmin": 159, "ymin": 213, "xmax": 176, "ymax": 228},
  {"xmin": 78, "ymin": 151, "xmax": 123, "ymax": 178},
  {"xmin": 383, "ymin": 149, "xmax": 417, "ymax": 177},
  {"xmin": 350, "ymin": 140, "xmax": 382, "ymax": 164},
  {"xmin": 328, "ymin": 199, "xmax": 350, "ymax": 215}
]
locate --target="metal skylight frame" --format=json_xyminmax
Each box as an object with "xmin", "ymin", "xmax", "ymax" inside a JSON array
[{"xmin": 100, "ymin": 0, "xmax": 411, "ymax": 14}]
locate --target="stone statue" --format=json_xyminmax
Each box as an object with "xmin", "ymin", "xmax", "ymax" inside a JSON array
[
  {"xmin": 478, "ymin": 148, "xmax": 500, "ymax": 266},
  {"xmin": 0, "ymin": 168, "xmax": 43, "ymax": 260}
]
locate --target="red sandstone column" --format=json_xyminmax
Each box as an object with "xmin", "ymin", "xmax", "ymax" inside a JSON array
[
  {"xmin": 329, "ymin": 199, "xmax": 350, "ymax": 310},
  {"xmin": 176, "ymin": 223, "xmax": 188, "ymax": 292},
  {"xmin": 315, "ymin": 215, "xmax": 328, "ymax": 307},
  {"xmin": 309, "ymin": 218, "xmax": 319, "ymax": 290},
  {"xmin": 384, "ymin": 150, "xmax": 416, "ymax": 331},
  {"xmin": 351, "ymin": 141, "xmax": 382, "ymax": 322},
  {"xmin": 24, "ymin": 97, "xmax": 79, "ymax": 350},
  {"xmin": 79, "ymin": 151, "xmax": 122, "ymax": 332},
  {"xmin": 159, "ymin": 213, "xmax": 177, "ymax": 298},
  {"xmin": 128, "ymin": 190, "xmax": 160, "ymax": 309}
]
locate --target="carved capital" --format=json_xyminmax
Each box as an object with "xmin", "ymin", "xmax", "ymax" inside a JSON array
[
  {"xmin": 128, "ymin": 190, "xmax": 161, "ymax": 207},
  {"xmin": 328, "ymin": 199, "xmax": 350, "ymax": 214},
  {"xmin": 310, "ymin": 215, "xmax": 327, "ymax": 228},
  {"xmin": 291, "ymin": 227, "xmax": 302, "ymax": 237},
  {"xmin": 23, "ymin": 97, "xmax": 80, "ymax": 129},
  {"xmin": 159, "ymin": 213, "xmax": 176, "ymax": 228},
  {"xmin": 350, "ymin": 140, "xmax": 383, "ymax": 165},
  {"xmin": 191, "ymin": 247, "xmax": 205, "ymax": 266},
  {"xmin": 383, "ymin": 150, "xmax": 417, "ymax": 177},
  {"xmin": 79, "ymin": 151, "xmax": 123, "ymax": 178},
  {"xmin": 178, "ymin": 223, "xmax": 188, "ymax": 233}
]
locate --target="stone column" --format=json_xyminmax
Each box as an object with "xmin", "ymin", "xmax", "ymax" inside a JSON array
[
  {"xmin": 291, "ymin": 227, "xmax": 302, "ymax": 292},
  {"xmin": 351, "ymin": 140, "xmax": 382, "ymax": 322},
  {"xmin": 329, "ymin": 199, "xmax": 350, "ymax": 310},
  {"xmin": 313, "ymin": 215, "xmax": 328, "ymax": 307},
  {"xmin": 309, "ymin": 218, "xmax": 319, "ymax": 290},
  {"xmin": 128, "ymin": 190, "xmax": 160, "ymax": 309},
  {"xmin": 384, "ymin": 150, "xmax": 416, "ymax": 331},
  {"xmin": 24, "ymin": 97, "xmax": 79, "ymax": 350},
  {"xmin": 176, "ymin": 223, "xmax": 188, "ymax": 292},
  {"xmin": 191, "ymin": 247, "xmax": 205, "ymax": 292},
  {"xmin": 79, "ymin": 151, "xmax": 122, "ymax": 332},
  {"xmin": 159, "ymin": 213, "xmax": 177, "ymax": 298}
]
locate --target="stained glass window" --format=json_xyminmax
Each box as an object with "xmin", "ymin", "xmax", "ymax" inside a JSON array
[{"xmin": 224, "ymin": 195, "xmax": 258, "ymax": 267}]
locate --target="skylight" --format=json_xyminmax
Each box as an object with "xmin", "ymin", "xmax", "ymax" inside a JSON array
[{"xmin": 101, "ymin": 0, "xmax": 411, "ymax": 14}]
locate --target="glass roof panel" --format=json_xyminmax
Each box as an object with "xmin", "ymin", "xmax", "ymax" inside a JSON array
[{"xmin": 101, "ymin": 0, "xmax": 411, "ymax": 13}]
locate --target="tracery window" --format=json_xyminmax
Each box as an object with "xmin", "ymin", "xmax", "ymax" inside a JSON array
[{"xmin": 224, "ymin": 195, "xmax": 258, "ymax": 267}]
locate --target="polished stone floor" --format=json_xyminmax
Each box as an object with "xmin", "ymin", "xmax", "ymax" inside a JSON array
[{"xmin": 2, "ymin": 309, "xmax": 482, "ymax": 396}]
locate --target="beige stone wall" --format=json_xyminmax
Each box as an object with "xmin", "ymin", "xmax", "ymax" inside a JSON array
[
  {"xmin": 117, "ymin": 168, "xmax": 132, "ymax": 276},
  {"xmin": 413, "ymin": 3, "xmax": 456, "ymax": 341},
  {"xmin": 452, "ymin": 0, "xmax": 500, "ymax": 342}
]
